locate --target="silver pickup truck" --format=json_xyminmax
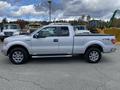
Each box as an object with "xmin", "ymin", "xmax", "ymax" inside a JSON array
[{"xmin": 2, "ymin": 23, "xmax": 116, "ymax": 64}]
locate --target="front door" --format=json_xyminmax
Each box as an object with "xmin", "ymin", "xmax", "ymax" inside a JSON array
[{"xmin": 31, "ymin": 27, "xmax": 59, "ymax": 55}]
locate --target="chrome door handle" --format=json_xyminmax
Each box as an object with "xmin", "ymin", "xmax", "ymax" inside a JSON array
[{"xmin": 53, "ymin": 39, "xmax": 58, "ymax": 42}]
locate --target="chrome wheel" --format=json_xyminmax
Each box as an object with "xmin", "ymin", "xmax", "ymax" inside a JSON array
[
  {"xmin": 12, "ymin": 51, "xmax": 24, "ymax": 63},
  {"xmin": 89, "ymin": 51, "xmax": 99, "ymax": 62}
]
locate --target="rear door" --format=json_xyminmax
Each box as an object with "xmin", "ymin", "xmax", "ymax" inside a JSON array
[{"xmin": 57, "ymin": 26, "xmax": 73, "ymax": 54}]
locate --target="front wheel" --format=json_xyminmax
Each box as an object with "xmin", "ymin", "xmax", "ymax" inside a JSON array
[
  {"xmin": 9, "ymin": 48, "xmax": 29, "ymax": 64},
  {"xmin": 84, "ymin": 48, "xmax": 102, "ymax": 63}
]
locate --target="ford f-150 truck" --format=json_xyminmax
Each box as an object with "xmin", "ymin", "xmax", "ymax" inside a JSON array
[{"xmin": 2, "ymin": 23, "xmax": 116, "ymax": 64}]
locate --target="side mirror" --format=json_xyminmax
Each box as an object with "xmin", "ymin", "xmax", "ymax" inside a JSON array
[{"xmin": 33, "ymin": 34, "xmax": 39, "ymax": 39}]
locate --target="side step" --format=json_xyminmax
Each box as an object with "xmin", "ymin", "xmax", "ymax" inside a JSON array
[{"xmin": 32, "ymin": 55, "xmax": 72, "ymax": 58}]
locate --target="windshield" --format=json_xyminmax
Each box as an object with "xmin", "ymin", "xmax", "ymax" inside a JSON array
[{"xmin": 30, "ymin": 27, "xmax": 43, "ymax": 35}]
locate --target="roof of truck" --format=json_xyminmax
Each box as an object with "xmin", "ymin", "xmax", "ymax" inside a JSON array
[
  {"xmin": 49, "ymin": 23, "xmax": 71, "ymax": 25},
  {"xmin": 46, "ymin": 23, "xmax": 72, "ymax": 27}
]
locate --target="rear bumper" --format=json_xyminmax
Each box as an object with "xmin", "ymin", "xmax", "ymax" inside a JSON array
[
  {"xmin": 111, "ymin": 48, "xmax": 116, "ymax": 52},
  {"xmin": 103, "ymin": 46, "xmax": 116, "ymax": 53}
]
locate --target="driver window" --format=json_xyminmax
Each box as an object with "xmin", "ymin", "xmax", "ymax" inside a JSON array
[{"xmin": 37, "ymin": 27, "xmax": 57, "ymax": 37}]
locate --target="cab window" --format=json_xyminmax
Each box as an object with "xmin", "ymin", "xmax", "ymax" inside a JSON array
[
  {"xmin": 57, "ymin": 27, "xmax": 69, "ymax": 36},
  {"xmin": 37, "ymin": 27, "xmax": 57, "ymax": 37}
]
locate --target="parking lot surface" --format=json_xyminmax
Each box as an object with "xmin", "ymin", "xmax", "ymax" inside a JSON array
[{"xmin": 0, "ymin": 43, "xmax": 120, "ymax": 90}]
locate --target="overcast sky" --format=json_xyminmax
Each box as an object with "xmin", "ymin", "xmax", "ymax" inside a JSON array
[{"xmin": 0, "ymin": 0, "xmax": 120, "ymax": 21}]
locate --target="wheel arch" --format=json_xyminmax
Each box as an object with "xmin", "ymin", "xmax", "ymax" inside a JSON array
[
  {"xmin": 7, "ymin": 45, "xmax": 29, "ymax": 55},
  {"xmin": 85, "ymin": 44, "xmax": 103, "ymax": 53}
]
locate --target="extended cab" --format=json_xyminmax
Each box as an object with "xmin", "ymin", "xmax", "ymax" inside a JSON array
[{"xmin": 2, "ymin": 23, "xmax": 116, "ymax": 64}]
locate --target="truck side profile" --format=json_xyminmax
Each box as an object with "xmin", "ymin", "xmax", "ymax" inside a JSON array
[{"xmin": 2, "ymin": 23, "xmax": 116, "ymax": 64}]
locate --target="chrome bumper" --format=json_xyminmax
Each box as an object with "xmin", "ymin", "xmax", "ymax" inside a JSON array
[
  {"xmin": 111, "ymin": 48, "xmax": 116, "ymax": 52},
  {"xmin": 104, "ymin": 47, "xmax": 116, "ymax": 53}
]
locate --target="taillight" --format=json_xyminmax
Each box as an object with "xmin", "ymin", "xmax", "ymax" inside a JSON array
[{"xmin": 111, "ymin": 39, "xmax": 116, "ymax": 44}]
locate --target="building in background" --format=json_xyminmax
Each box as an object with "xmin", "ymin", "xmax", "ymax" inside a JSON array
[{"xmin": 28, "ymin": 22, "xmax": 42, "ymax": 33}]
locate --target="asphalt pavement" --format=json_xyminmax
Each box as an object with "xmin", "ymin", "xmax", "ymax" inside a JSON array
[{"xmin": 0, "ymin": 43, "xmax": 120, "ymax": 90}]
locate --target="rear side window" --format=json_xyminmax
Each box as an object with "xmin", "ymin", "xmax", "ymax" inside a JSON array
[
  {"xmin": 57, "ymin": 27, "xmax": 69, "ymax": 36},
  {"xmin": 74, "ymin": 26, "xmax": 86, "ymax": 31}
]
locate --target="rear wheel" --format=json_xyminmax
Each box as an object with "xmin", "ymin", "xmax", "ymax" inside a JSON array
[
  {"xmin": 9, "ymin": 48, "xmax": 29, "ymax": 64},
  {"xmin": 84, "ymin": 48, "xmax": 101, "ymax": 63}
]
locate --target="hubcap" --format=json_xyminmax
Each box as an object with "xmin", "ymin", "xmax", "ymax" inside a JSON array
[
  {"xmin": 89, "ymin": 51, "xmax": 99, "ymax": 62},
  {"xmin": 12, "ymin": 51, "xmax": 24, "ymax": 63}
]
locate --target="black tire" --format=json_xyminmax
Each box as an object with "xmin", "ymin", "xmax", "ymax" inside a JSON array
[
  {"xmin": 9, "ymin": 48, "xmax": 29, "ymax": 64},
  {"xmin": 84, "ymin": 48, "xmax": 101, "ymax": 63},
  {"xmin": 79, "ymin": 54, "xmax": 84, "ymax": 59},
  {"xmin": 28, "ymin": 55, "xmax": 32, "ymax": 60}
]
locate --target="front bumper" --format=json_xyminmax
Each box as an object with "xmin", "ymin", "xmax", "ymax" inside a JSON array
[{"xmin": 1, "ymin": 45, "xmax": 8, "ymax": 56}]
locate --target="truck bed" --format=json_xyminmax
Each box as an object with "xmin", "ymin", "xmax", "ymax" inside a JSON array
[{"xmin": 75, "ymin": 33, "xmax": 113, "ymax": 36}]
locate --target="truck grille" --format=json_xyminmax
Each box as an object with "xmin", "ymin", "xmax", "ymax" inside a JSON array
[{"xmin": 4, "ymin": 32, "xmax": 13, "ymax": 36}]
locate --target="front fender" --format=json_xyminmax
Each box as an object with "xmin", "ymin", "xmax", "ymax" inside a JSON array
[{"xmin": 6, "ymin": 41, "xmax": 32, "ymax": 54}]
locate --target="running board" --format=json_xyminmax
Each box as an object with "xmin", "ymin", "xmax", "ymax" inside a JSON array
[{"xmin": 32, "ymin": 55, "xmax": 72, "ymax": 58}]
